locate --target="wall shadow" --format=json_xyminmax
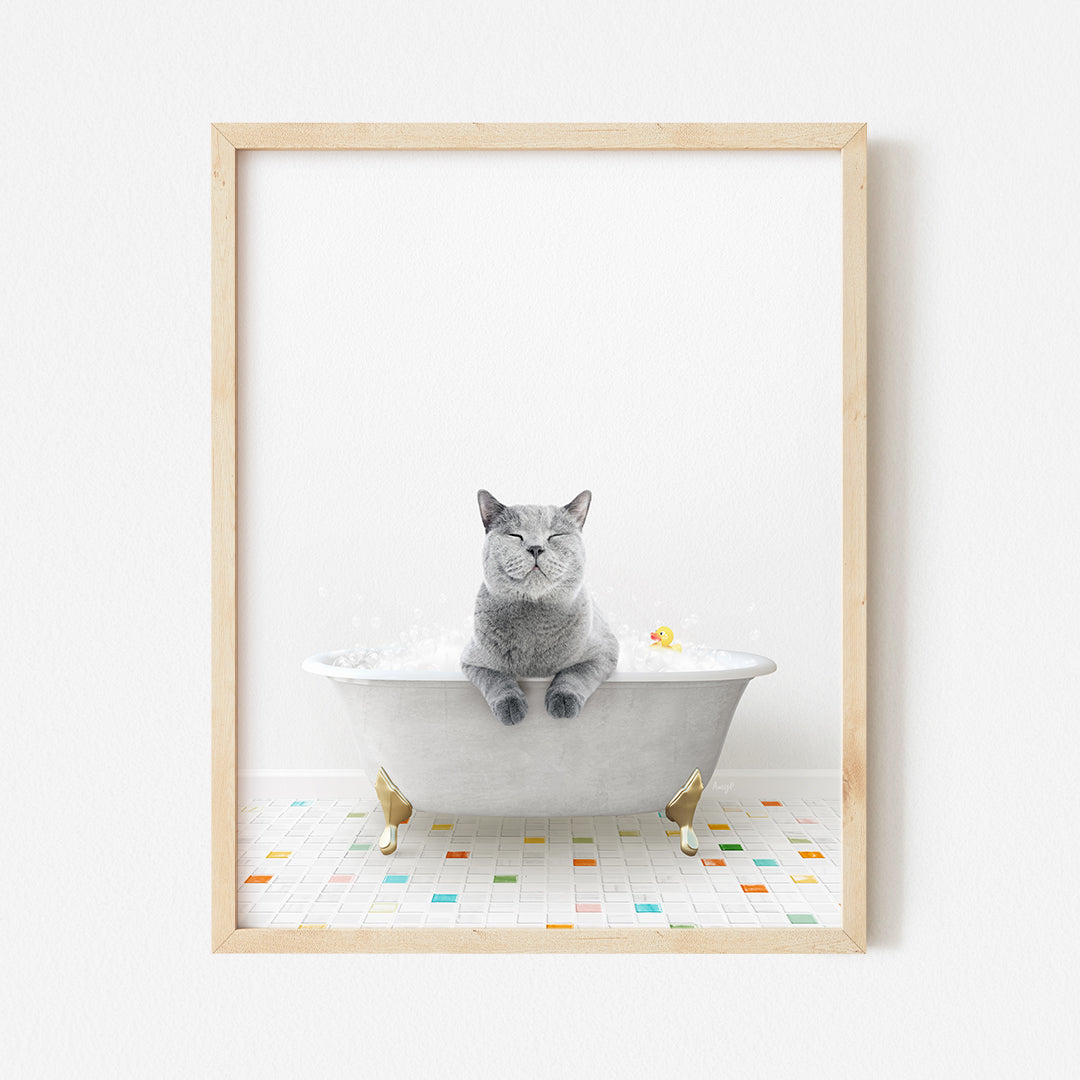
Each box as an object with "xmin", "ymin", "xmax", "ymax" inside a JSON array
[{"xmin": 865, "ymin": 138, "xmax": 917, "ymax": 949}]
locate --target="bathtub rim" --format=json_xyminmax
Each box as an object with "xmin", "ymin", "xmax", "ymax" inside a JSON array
[{"xmin": 301, "ymin": 648, "xmax": 777, "ymax": 683}]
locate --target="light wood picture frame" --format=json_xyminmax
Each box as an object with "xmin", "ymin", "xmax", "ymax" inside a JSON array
[{"xmin": 211, "ymin": 122, "xmax": 867, "ymax": 954}]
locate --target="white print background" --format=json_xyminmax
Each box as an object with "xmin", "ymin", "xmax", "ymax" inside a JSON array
[
  {"xmin": 238, "ymin": 149, "xmax": 841, "ymax": 770},
  {"xmin": 5, "ymin": 1, "xmax": 1078, "ymax": 1077}
]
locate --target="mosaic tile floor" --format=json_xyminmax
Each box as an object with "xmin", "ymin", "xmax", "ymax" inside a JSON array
[{"xmin": 237, "ymin": 792, "xmax": 842, "ymax": 930}]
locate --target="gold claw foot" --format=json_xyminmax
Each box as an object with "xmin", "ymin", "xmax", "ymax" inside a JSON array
[
  {"xmin": 665, "ymin": 769, "xmax": 705, "ymax": 856},
  {"xmin": 374, "ymin": 767, "xmax": 413, "ymax": 855}
]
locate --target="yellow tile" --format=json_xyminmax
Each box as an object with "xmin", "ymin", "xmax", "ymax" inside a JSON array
[
  {"xmin": 266, "ymin": 851, "xmax": 291, "ymax": 858},
  {"xmin": 431, "ymin": 824, "xmax": 454, "ymax": 830},
  {"xmin": 370, "ymin": 902, "xmax": 397, "ymax": 913},
  {"xmin": 791, "ymin": 875, "xmax": 819, "ymax": 884},
  {"xmin": 524, "ymin": 837, "xmax": 546, "ymax": 843},
  {"xmin": 618, "ymin": 830, "xmax": 640, "ymax": 837},
  {"xmin": 299, "ymin": 923, "xmax": 327, "ymax": 929},
  {"xmin": 665, "ymin": 829, "xmax": 680, "ymax": 836},
  {"xmin": 707, "ymin": 823, "xmax": 732, "ymax": 831}
]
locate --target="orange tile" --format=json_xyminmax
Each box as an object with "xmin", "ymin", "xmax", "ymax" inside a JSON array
[
  {"xmin": 761, "ymin": 800, "xmax": 783, "ymax": 806},
  {"xmin": 299, "ymin": 923, "xmax": 326, "ymax": 929},
  {"xmin": 665, "ymin": 829, "xmax": 680, "ymax": 836},
  {"xmin": 799, "ymin": 850, "xmax": 824, "ymax": 859},
  {"xmin": 741, "ymin": 884, "xmax": 768, "ymax": 893},
  {"xmin": 244, "ymin": 875, "xmax": 272, "ymax": 884},
  {"xmin": 524, "ymin": 837, "xmax": 546, "ymax": 844},
  {"xmin": 700, "ymin": 858, "xmax": 727, "ymax": 867},
  {"xmin": 445, "ymin": 851, "xmax": 469, "ymax": 858},
  {"xmin": 573, "ymin": 858, "xmax": 597, "ymax": 867},
  {"xmin": 546, "ymin": 924, "xmax": 574, "ymax": 929}
]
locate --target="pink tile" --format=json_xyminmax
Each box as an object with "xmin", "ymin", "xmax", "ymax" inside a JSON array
[
  {"xmin": 329, "ymin": 874, "xmax": 355, "ymax": 884},
  {"xmin": 575, "ymin": 902, "xmax": 602, "ymax": 913}
]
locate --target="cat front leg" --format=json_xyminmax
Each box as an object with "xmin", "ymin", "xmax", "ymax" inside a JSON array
[
  {"xmin": 461, "ymin": 662, "xmax": 529, "ymax": 726},
  {"xmin": 545, "ymin": 655, "xmax": 616, "ymax": 719}
]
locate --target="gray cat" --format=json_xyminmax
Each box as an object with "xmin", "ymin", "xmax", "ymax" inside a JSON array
[{"xmin": 460, "ymin": 489, "xmax": 619, "ymax": 726}]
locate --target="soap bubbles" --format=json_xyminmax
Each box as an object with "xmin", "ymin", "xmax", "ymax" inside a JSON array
[
  {"xmin": 332, "ymin": 647, "xmax": 383, "ymax": 669},
  {"xmin": 615, "ymin": 630, "xmax": 735, "ymax": 672},
  {"xmin": 329, "ymin": 612, "xmax": 744, "ymax": 673},
  {"xmin": 333, "ymin": 618, "xmax": 472, "ymax": 672}
]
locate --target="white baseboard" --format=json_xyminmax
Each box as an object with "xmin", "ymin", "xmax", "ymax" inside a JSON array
[
  {"xmin": 707, "ymin": 770, "xmax": 840, "ymax": 799},
  {"xmin": 239, "ymin": 768, "xmax": 841, "ymax": 802}
]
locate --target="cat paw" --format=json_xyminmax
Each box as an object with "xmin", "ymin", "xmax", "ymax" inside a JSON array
[
  {"xmin": 545, "ymin": 687, "xmax": 584, "ymax": 719},
  {"xmin": 492, "ymin": 692, "xmax": 528, "ymax": 726}
]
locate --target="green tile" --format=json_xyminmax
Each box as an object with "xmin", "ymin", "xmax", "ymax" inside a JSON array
[
  {"xmin": 349, "ymin": 843, "xmax": 371, "ymax": 851},
  {"xmin": 347, "ymin": 812, "xmax": 368, "ymax": 818},
  {"xmin": 669, "ymin": 923, "xmax": 698, "ymax": 929},
  {"xmin": 719, "ymin": 843, "xmax": 743, "ymax": 851},
  {"xmin": 786, "ymin": 913, "xmax": 819, "ymax": 924},
  {"xmin": 572, "ymin": 837, "xmax": 594, "ymax": 844},
  {"xmin": 788, "ymin": 837, "xmax": 811, "ymax": 844},
  {"xmin": 493, "ymin": 874, "xmax": 518, "ymax": 884}
]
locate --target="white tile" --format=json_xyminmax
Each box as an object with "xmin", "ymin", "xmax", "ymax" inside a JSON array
[{"xmin": 238, "ymin": 791, "xmax": 843, "ymax": 935}]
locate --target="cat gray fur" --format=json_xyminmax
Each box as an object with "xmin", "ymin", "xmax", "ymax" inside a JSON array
[{"xmin": 460, "ymin": 489, "xmax": 619, "ymax": 726}]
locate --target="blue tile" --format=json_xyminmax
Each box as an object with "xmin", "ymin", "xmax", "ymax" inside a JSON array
[
  {"xmin": 432, "ymin": 893, "xmax": 459, "ymax": 903},
  {"xmin": 291, "ymin": 800, "xmax": 311, "ymax": 807},
  {"xmin": 383, "ymin": 874, "xmax": 409, "ymax": 884},
  {"xmin": 754, "ymin": 858, "xmax": 779, "ymax": 866},
  {"xmin": 634, "ymin": 903, "xmax": 661, "ymax": 913}
]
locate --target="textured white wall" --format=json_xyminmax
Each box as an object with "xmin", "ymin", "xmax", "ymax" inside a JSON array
[
  {"xmin": 3, "ymin": 2, "xmax": 1078, "ymax": 1078},
  {"xmin": 237, "ymin": 149, "xmax": 841, "ymax": 771}
]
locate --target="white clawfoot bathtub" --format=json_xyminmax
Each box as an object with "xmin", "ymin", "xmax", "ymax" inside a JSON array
[{"xmin": 302, "ymin": 649, "xmax": 775, "ymax": 855}]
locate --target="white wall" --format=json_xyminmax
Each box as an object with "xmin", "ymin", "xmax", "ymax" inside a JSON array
[
  {"xmin": 3, "ymin": 2, "xmax": 1077, "ymax": 1078},
  {"xmin": 237, "ymin": 148, "xmax": 841, "ymax": 771}
]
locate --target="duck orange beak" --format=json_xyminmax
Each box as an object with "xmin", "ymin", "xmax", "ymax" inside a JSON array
[{"xmin": 650, "ymin": 631, "xmax": 659, "ymax": 641}]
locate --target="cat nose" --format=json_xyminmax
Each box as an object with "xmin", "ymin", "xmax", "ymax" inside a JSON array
[{"xmin": 526, "ymin": 545, "xmax": 544, "ymax": 559}]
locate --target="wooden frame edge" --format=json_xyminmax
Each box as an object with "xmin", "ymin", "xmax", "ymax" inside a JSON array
[
  {"xmin": 213, "ymin": 121, "xmax": 864, "ymax": 151},
  {"xmin": 214, "ymin": 927, "xmax": 864, "ymax": 954},
  {"xmin": 840, "ymin": 124, "xmax": 868, "ymax": 952},
  {"xmin": 211, "ymin": 122, "xmax": 868, "ymax": 954},
  {"xmin": 211, "ymin": 125, "xmax": 238, "ymax": 952}
]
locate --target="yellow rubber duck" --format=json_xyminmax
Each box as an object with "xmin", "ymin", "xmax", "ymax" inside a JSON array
[{"xmin": 649, "ymin": 626, "xmax": 683, "ymax": 652}]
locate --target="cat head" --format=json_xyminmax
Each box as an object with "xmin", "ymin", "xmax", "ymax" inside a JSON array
[{"xmin": 476, "ymin": 489, "xmax": 592, "ymax": 601}]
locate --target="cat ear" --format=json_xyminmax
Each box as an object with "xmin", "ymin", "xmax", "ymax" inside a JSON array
[
  {"xmin": 477, "ymin": 489, "xmax": 507, "ymax": 532},
  {"xmin": 562, "ymin": 490, "xmax": 592, "ymax": 529}
]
